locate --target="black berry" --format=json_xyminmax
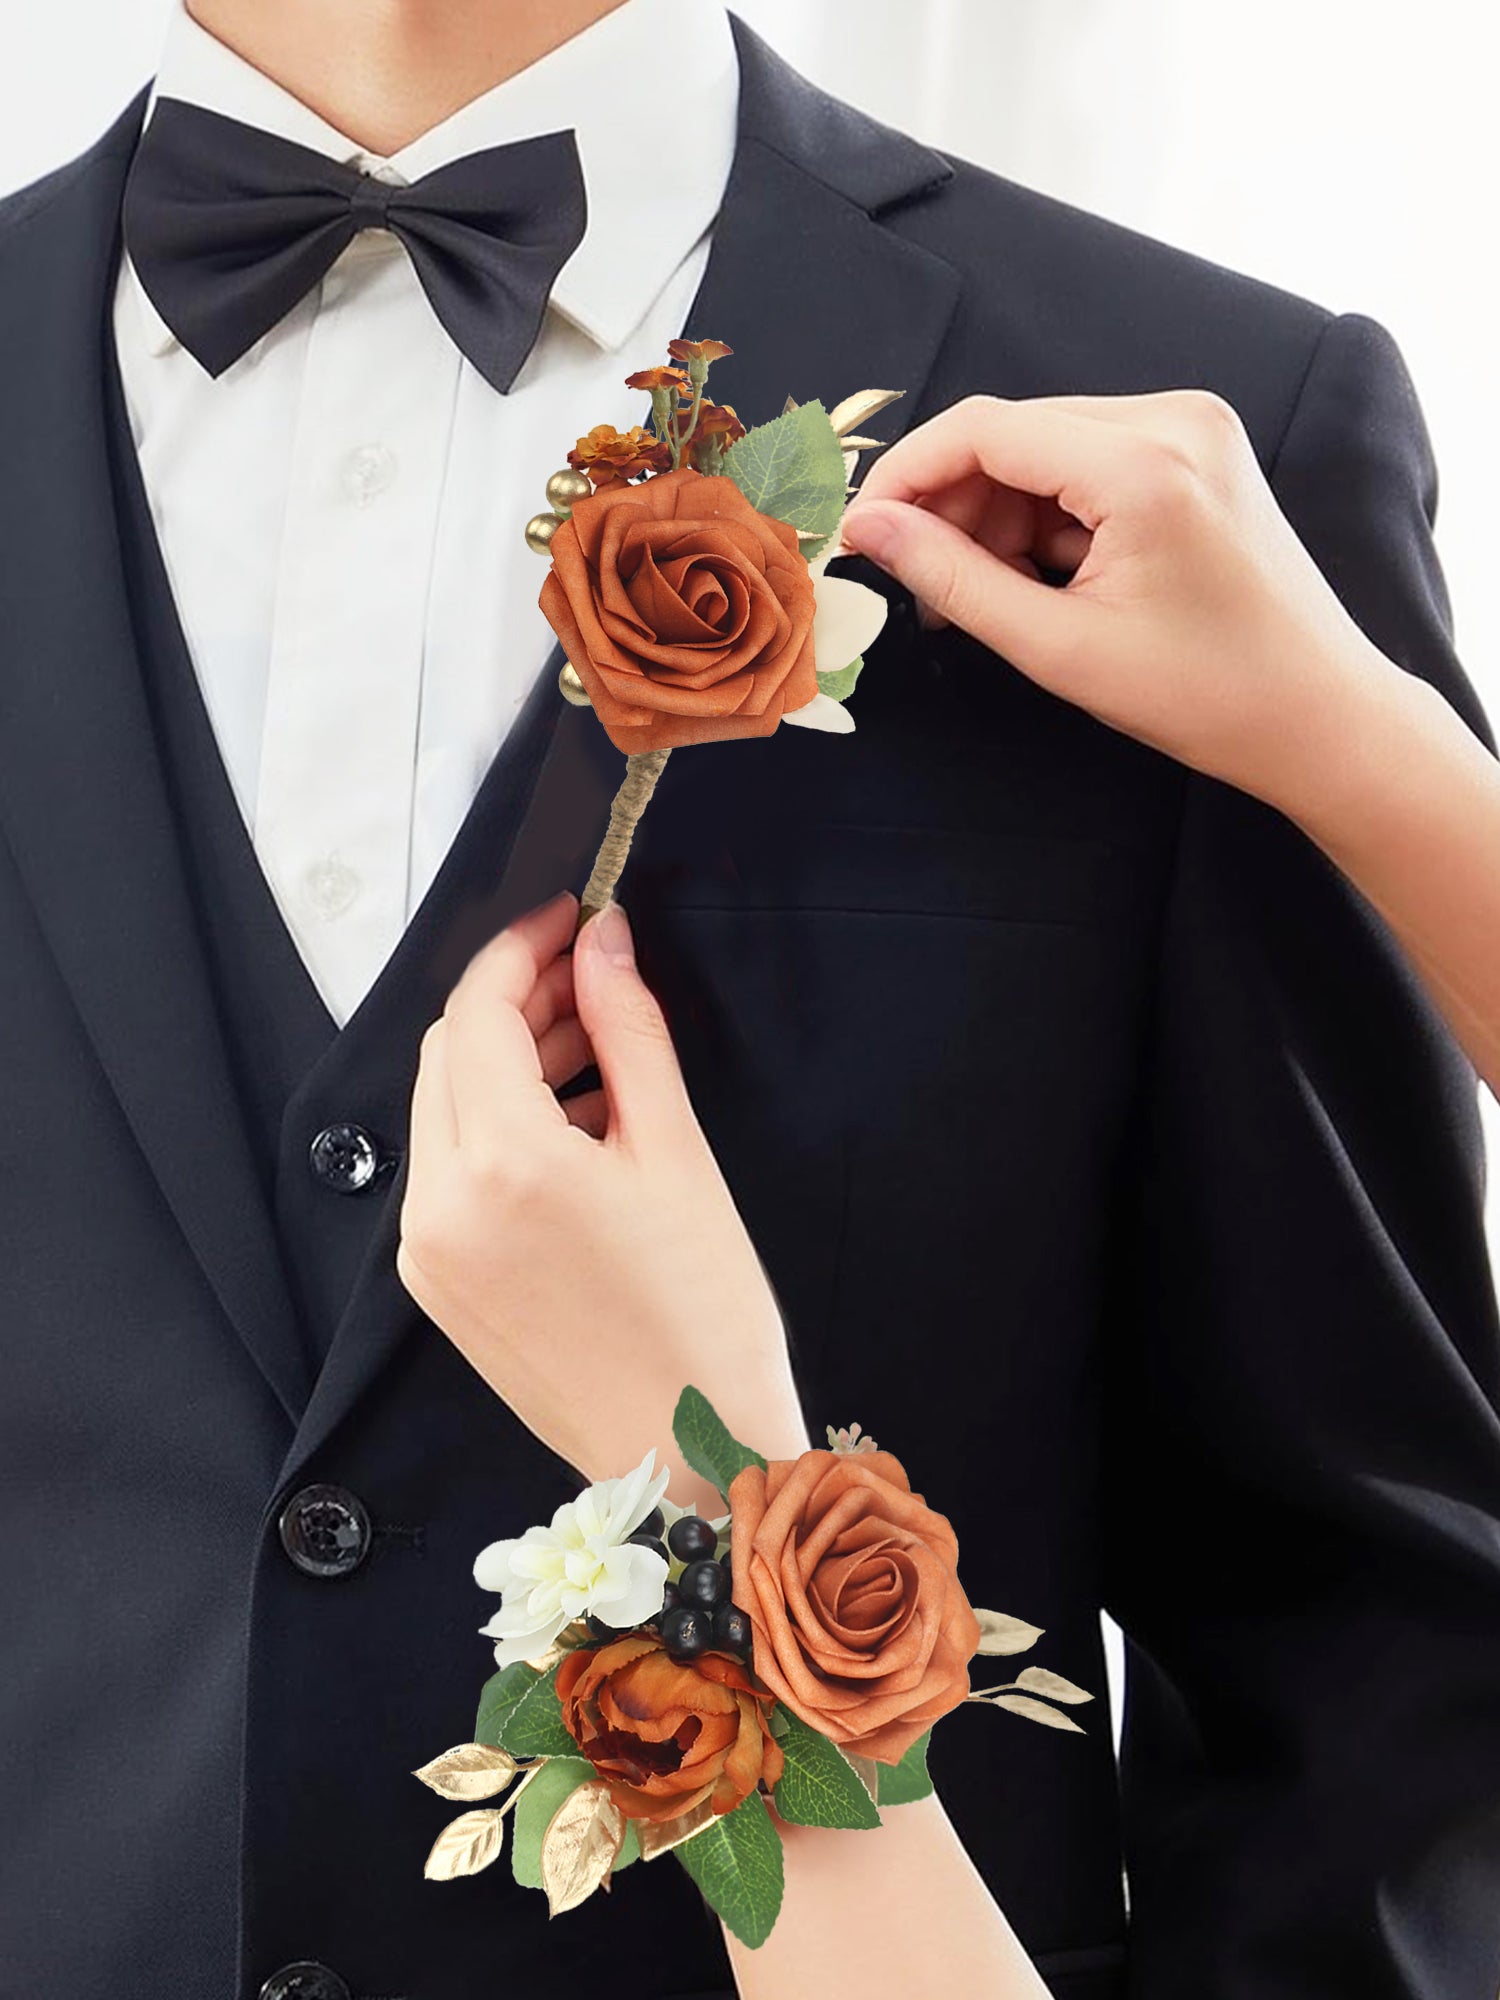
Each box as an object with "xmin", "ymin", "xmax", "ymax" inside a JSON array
[
  {"xmin": 646, "ymin": 1581, "xmax": 681, "ymax": 1631},
  {"xmin": 626, "ymin": 1533, "xmax": 669, "ymax": 1563},
  {"xmin": 660, "ymin": 1604, "xmax": 711, "ymax": 1658},
  {"xmin": 680, "ymin": 1558, "xmax": 728, "ymax": 1611},
  {"xmin": 712, "ymin": 1604, "xmax": 752, "ymax": 1655},
  {"xmin": 637, "ymin": 1507, "xmax": 665, "ymax": 1541},
  {"xmin": 667, "ymin": 1514, "xmax": 718, "ymax": 1563},
  {"xmin": 586, "ymin": 1612, "xmax": 627, "ymax": 1640}
]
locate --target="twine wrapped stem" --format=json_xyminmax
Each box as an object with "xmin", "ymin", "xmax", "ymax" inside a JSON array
[{"xmin": 576, "ymin": 749, "xmax": 674, "ymax": 932}]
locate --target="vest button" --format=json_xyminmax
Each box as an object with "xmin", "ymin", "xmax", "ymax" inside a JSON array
[
  {"xmin": 309, "ymin": 1121, "xmax": 381, "ymax": 1193},
  {"xmin": 258, "ymin": 1966, "xmax": 351, "ymax": 2000},
  {"xmin": 278, "ymin": 1484, "xmax": 371, "ymax": 1580}
]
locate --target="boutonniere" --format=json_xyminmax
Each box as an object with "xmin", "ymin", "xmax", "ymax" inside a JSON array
[
  {"xmin": 522, "ymin": 338, "xmax": 901, "ymax": 926},
  {"xmin": 414, "ymin": 1390, "xmax": 1093, "ymax": 1948}
]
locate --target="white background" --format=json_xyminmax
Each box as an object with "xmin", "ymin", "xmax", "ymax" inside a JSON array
[{"xmin": 5, "ymin": 0, "xmax": 1499, "ymax": 1749}]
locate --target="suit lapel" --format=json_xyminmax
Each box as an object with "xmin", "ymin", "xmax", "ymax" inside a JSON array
[
  {"xmin": 279, "ymin": 13, "xmax": 964, "ymax": 1477},
  {"xmin": 0, "ymin": 90, "xmax": 314, "ymax": 1423}
]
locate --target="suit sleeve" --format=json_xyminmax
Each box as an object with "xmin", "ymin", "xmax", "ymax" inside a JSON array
[{"xmin": 1103, "ymin": 311, "xmax": 1500, "ymax": 1999}]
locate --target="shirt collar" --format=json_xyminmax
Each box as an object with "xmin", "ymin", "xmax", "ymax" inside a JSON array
[{"xmin": 127, "ymin": 0, "xmax": 739, "ymax": 363}]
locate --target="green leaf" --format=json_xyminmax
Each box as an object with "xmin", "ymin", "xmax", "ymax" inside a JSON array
[
  {"xmin": 816, "ymin": 654, "xmax": 864, "ymax": 705},
  {"xmin": 674, "ymin": 1789, "xmax": 785, "ymax": 1949},
  {"xmin": 499, "ymin": 1663, "xmax": 576, "ymax": 1759},
  {"xmin": 672, "ymin": 1386, "xmax": 767, "ymax": 1503},
  {"xmin": 510, "ymin": 1758, "xmax": 596, "ymax": 1888},
  {"xmin": 772, "ymin": 1710, "xmax": 881, "ymax": 1830},
  {"xmin": 876, "ymin": 1731, "xmax": 935, "ymax": 1806},
  {"xmin": 474, "ymin": 1661, "xmax": 541, "ymax": 1747},
  {"xmin": 721, "ymin": 400, "xmax": 847, "ymax": 547}
]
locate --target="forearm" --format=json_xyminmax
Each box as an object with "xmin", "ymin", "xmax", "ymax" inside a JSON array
[
  {"xmin": 1264, "ymin": 644, "xmax": 1500, "ymax": 1097},
  {"xmin": 724, "ymin": 1793, "xmax": 1051, "ymax": 2000}
]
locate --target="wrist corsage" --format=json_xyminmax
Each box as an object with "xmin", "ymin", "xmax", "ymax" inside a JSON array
[
  {"xmin": 523, "ymin": 337, "xmax": 899, "ymax": 927},
  {"xmin": 415, "ymin": 1391, "xmax": 1093, "ymax": 1948}
]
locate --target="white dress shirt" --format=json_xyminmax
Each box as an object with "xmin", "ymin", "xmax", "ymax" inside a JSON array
[{"xmin": 114, "ymin": 0, "xmax": 739, "ymax": 1027}]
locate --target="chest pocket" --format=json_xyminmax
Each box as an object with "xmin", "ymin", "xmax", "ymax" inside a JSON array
[{"xmin": 639, "ymin": 818, "xmax": 1129, "ymax": 929}]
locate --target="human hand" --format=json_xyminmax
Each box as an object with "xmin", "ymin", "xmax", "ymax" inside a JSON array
[
  {"xmin": 395, "ymin": 891, "xmax": 810, "ymax": 1509},
  {"xmin": 840, "ymin": 390, "xmax": 1403, "ymax": 819}
]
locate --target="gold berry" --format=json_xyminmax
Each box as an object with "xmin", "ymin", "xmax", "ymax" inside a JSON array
[
  {"xmin": 558, "ymin": 662, "xmax": 593, "ymax": 707},
  {"xmin": 546, "ymin": 467, "xmax": 593, "ymax": 513},
  {"xmin": 525, "ymin": 511, "xmax": 561, "ymax": 554}
]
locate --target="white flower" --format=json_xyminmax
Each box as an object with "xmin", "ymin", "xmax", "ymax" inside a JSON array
[
  {"xmin": 783, "ymin": 558, "xmax": 889, "ymax": 734},
  {"xmin": 812, "ymin": 568, "xmax": 890, "ymax": 670},
  {"xmin": 781, "ymin": 690, "xmax": 855, "ymax": 735},
  {"xmin": 473, "ymin": 1450, "xmax": 671, "ymax": 1669}
]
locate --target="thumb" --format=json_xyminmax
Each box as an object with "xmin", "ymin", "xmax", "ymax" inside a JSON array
[
  {"xmin": 841, "ymin": 498, "xmax": 1084, "ymax": 679},
  {"xmin": 571, "ymin": 901, "xmax": 695, "ymax": 1147}
]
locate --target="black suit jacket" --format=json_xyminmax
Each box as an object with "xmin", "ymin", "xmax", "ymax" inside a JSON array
[{"xmin": 3, "ymin": 17, "xmax": 1500, "ymax": 2000}]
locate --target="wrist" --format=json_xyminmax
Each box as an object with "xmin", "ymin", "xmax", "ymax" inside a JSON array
[
  {"xmin": 1273, "ymin": 648, "xmax": 1463, "ymax": 863},
  {"xmin": 1256, "ymin": 632, "xmax": 1432, "ymax": 836}
]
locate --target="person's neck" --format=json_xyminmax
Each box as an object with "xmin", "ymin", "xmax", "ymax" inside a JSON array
[{"xmin": 185, "ymin": 0, "xmax": 630, "ymax": 155}]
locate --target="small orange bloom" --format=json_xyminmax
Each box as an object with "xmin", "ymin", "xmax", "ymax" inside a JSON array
[
  {"xmin": 566, "ymin": 423, "xmax": 671, "ymax": 488},
  {"xmin": 687, "ymin": 402, "xmax": 746, "ymax": 448},
  {"xmin": 624, "ymin": 365, "xmax": 690, "ymax": 392},
  {"xmin": 555, "ymin": 1633, "xmax": 784, "ymax": 1825},
  {"xmin": 667, "ymin": 337, "xmax": 734, "ymax": 364}
]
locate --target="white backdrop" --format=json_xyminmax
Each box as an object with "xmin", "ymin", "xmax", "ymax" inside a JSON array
[{"xmin": 6, "ymin": 0, "xmax": 1499, "ymax": 1753}]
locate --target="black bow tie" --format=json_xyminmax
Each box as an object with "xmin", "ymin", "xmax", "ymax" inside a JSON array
[{"xmin": 121, "ymin": 96, "xmax": 588, "ymax": 394}]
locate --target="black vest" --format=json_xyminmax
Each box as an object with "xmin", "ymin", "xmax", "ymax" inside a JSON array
[{"xmin": 109, "ymin": 344, "xmax": 565, "ymax": 1367}]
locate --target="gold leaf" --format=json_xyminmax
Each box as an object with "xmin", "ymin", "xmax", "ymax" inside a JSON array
[
  {"xmin": 541, "ymin": 1779, "xmax": 625, "ymax": 1917},
  {"xmin": 837, "ymin": 434, "xmax": 888, "ymax": 452},
  {"xmin": 1013, "ymin": 1666, "xmax": 1094, "ymax": 1706},
  {"xmin": 827, "ymin": 388, "xmax": 905, "ymax": 437},
  {"xmin": 990, "ymin": 1693, "xmax": 1086, "ymax": 1734},
  {"xmin": 412, "ymin": 1742, "xmax": 518, "ymax": 1802},
  {"xmin": 844, "ymin": 1753, "xmax": 882, "ymax": 1806},
  {"xmin": 782, "ymin": 394, "xmax": 800, "ymax": 415},
  {"xmin": 635, "ymin": 1794, "xmax": 719, "ymax": 1861},
  {"xmin": 423, "ymin": 1808, "xmax": 507, "ymax": 1880},
  {"xmin": 974, "ymin": 1609, "xmax": 1045, "ymax": 1657}
]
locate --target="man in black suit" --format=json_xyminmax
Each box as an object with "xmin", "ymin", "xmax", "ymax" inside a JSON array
[{"xmin": 2, "ymin": 3, "xmax": 1498, "ymax": 1998}]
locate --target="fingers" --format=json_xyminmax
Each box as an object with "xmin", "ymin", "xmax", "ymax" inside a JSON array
[
  {"xmin": 536, "ymin": 1013, "xmax": 593, "ymax": 1093},
  {"xmin": 560, "ymin": 1086, "xmax": 609, "ymax": 1140},
  {"xmin": 441, "ymin": 890, "xmax": 579, "ymax": 1152},
  {"xmin": 408, "ymin": 1013, "xmax": 460, "ymax": 1164},
  {"xmin": 850, "ymin": 395, "xmax": 1145, "ymax": 532},
  {"xmin": 840, "ymin": 496, "xmax": 1086, "ymax": 675},
  {"xmin": 570, "ymin": 901, "xmax": 696, "ymax": 1152}
]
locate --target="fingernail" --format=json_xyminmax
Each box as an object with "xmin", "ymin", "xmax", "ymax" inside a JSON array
[
  {"xmin": 587, "ymin": 900, "xmax": 634, "ymax": 963},
  {"xmin": 841, "ymin": 505, "xmax": 899, "ymax": 566}
]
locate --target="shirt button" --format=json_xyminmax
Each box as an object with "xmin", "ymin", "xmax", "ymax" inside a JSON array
[
  {"xmin": 278, "ymin": 1485, "xmax": 372, "ymax": 1580},
  {"xmin": 341, "ymin": 441, "xmax": 398, "ymax": 506},
  {"xmin": 258, "ymin": 1963, "xmax": 352, "ymax": 2000},
  {"xmin": 302, "ymin": 853, "xmax": 361, "ymax": 921},
  {"xmin": 309, "ymin": 1121, "xmax": 383, "ymax": 1193}
]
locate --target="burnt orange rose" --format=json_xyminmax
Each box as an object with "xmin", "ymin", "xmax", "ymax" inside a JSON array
[
  {"xmin": 729, "ymin": 1449, "xmax": 982, "ymax": 1765},
  {"xmin": 555, "ymin": 1632, "xmax": 785, "ymax": 1824},
  {"xmin": 538, "ymin": 466, "xmax": 818, "ymax": 754}
]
